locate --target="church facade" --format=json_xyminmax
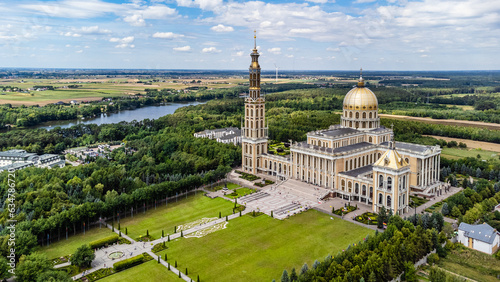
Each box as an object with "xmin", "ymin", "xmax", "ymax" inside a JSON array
[{"xmin": 241, "ymin": 36, "xmax": 442, "ymax": 215}]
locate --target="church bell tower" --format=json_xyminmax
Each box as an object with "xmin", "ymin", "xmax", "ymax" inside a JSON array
[{"xmin": 242, "ymin": 31, "xmax": 268, "ymax": 174}]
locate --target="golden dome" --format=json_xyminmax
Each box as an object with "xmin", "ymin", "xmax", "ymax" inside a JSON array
[
  {"xmin": 250, "ymin": 61, "xmax": 260, "ymax": 69},
  {"xmin": 343, "ymin": 84, "xmax": 378, "ymax": 110},
  {"xmin": 373, "ymin": 148, "xmax": 409, "ymax": 170}
]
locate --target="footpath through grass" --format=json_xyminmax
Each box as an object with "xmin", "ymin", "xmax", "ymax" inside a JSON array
[
  {"xmin": 117, "ymin": 193, "xmax": 236, "ymax": 240},
  {"xmin": 158, "ymin": 210, "xmax": 374, "ymax": 282},
  {"xmin": 438, "ymin": 245, "xmax": 500, "ymax": 282},
  {"xmin": 39, "ymin": 227, "xmax": 115, "ymax": 259},
  {"xmin": 99, "ymin": 260, "xmax": 179, "ymax": 282}
]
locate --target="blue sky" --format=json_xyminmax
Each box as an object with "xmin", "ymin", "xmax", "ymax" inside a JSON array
[{"xmin": 1, "ymin": 0, "xmax": 499, "ymax": 70}]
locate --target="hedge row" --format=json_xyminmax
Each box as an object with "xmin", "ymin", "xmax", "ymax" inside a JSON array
[
  {"xmin": 113, "ymin": 254, "xmax": 144, "ymax": 272},
  {"xmin": 89, "ymin": 234, "xmax": 119, "ymax": 249}
]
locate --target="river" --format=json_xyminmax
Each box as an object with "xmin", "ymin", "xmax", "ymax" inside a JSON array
[{"xmin": 33, "ymin": 101, "xmax": 205, "ymax": 130}]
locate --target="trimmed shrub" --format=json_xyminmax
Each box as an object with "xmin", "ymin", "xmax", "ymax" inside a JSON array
[
  {"xmin": 113, "ymin": 254, "xmax": 144, "ymax": 271},
  {"xmin": 89, "ymin": 234, "xmax": 119, "ymax": 249}
]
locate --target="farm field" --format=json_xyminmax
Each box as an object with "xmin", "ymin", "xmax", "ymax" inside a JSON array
[
  {"xmin": 115, "ymin": 193, "xmax": 236, "ymax": 240},
  {"xmin": 157, "ymin": 210, "xmax": 374, "ymax": 282},
  {"xmin": 380, "ymin": 114, "xmax": 500, "ymax": 130},
  {"xmin": 99, "ymin": 260, "xmax": 179, "ymax": 282},
  {"xmin": 424, "ymin": 135, "xmax": 500, "ymax": 152},
  {"xmin": 440, "ymin": 147, "xmax": 498, "ymax": 160},
  {"xmin": 39, "ymin": 227, "xmax": 116, "ymax": 259}
]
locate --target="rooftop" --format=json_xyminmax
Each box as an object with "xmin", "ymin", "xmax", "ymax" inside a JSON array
[
  {"xmin": 380, "ymin": 141, "xmax": 437, "ymax": 154},
  {"xmin": 0, "ymin": 149, "xmax": 37, "ymax": 158},
  {"xmin": 340, "ymin": 165, "xmax": 373, "ymax": 177},
  {"xmin": 0, "ymin": 161, "xmax": 34, "ymax": 171},
  {"xmin": 459, "ymin": 222, "xmax": 498, "ymax": 244},
  {"xmin": 293, "ymin": 141, "xmax": 374, "ymax": 154}
]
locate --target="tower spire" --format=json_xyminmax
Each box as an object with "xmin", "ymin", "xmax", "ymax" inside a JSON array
[
  {"xmin": 253, "ymin": 30, "xmax": 257, "ymax": 52},
  {"xmin": 390, "ymin": 123, "xmax": 395, "ymax": 150},
  {"xmin": 357, "ymin": 67, "xmax": 365, "ymax": 87}
]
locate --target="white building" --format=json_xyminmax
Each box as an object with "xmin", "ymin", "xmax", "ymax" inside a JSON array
[
  {"xmin": 194, "ymin": 127, "xmax": 241, "ymax": 145},
  {"xmin": 0, "ymin": 150, "xmax": 65, "ymax": 172},
  {"xmin": 457, "ymin": 222, "xmax": 500, "ymax": 255}
]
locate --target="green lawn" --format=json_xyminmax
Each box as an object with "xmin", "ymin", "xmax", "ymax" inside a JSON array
[
  {"xmin": 213, "ymin": 182, "xmax": 240, "ymax": 191},
  {"xmin": 99, "ymin": 261, "xmax": 180, "ymax": 282},
  {"xmin": 39, "ymin": 227, "xmax": 116, "ymax": 259},
  {"xmin": 441, "ymin": 147, "xmax": 498, "ymax": 160},
  {"xmin": 225, "ymin": 188, "xmax": 256, "ymax": 199},
  {"xmin": 158, "ymin": 210, "xmax": 374, "ymax": 282},
  {"xmin": 438, "ymin": 245, "xmax": 500, "ymax": 282},
  {"xmin": 117, "ymin": 194, "xmax": 236, "ymax": 240}
]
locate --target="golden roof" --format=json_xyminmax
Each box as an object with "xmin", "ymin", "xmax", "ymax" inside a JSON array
[
  {"xmin": 373, "ymin": 149, "xmax": 409, "ymax": 170},
  {"xmin": 250, "ymin": 61, "xmax": 260, "ymax": 69},
  {"xmin": 343, "ymin": 85, "xmax": 378, "ymax": 110}
]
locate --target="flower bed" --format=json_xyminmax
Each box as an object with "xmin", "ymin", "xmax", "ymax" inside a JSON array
[
  {"xmin": 235, "ymin": 171, "xmax": 260, "ymax": 181},
  {"xmin": 333, "ymin": 205, "xmax": 357, "ymax": 216},
  {"xmin": 354, "ymin": 212, "xmax": 378, "ymax": 225},
  {"xmin": 152, "ymin": 242, "xmax": 168, "ymax": 253}
]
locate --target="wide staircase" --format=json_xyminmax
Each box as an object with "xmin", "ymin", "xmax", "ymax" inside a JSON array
[{"xmin": 239, "ymin": 191, "xmax": 270, "ymax": 203}]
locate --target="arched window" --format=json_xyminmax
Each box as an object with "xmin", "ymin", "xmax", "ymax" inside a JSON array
[
  {"xmin": 349, "ymin": 121, "xmax": 353, "ymax": 127},
  {"xmin": 403, "ymin": 175, "xmax": 406, "ymax": 190},
  {"xmin": 355, "ymin": 183, "xmax": 359, "ymax": 194},
  {"xmin": 378, "ymin": 193, "xmax": 383, "ymax": 204},
  {"xmin": 356, "ymin": 112, "xmax": 360, "ymax": 119},
  {"xmin": 349, "ymin": 112, "xmax": 353, "ymax": 118},
  {"xmin": 370, "ymin": 187, "xmax": 373, "ymax": 198},
  {"xmin": 398, "ymin": 177, "xmax": 402, "ymax": 190},
  {"xmin": 265, "ymin": 160, "xmax": 268, "ymax": 168},
  {"xmin": 363, "ymin": 112, "xmax": 366, "ymax": 119},
  {"xmin": 387, "ymin": 177, "xmax": 392, "ymax": 191},
  {"xmin": 387, "ymin": 195, "xmax": 392, "ymax": 208},
  {"xmin": 362, "ymin": 122, "xmax": 366, "ymax": 128},
  {"xmin": 354, "ymin": 158, "xmax": 357, "ymax": 169},
  {"xmin": 355, "ymin": 122, "xmax": 359, "ymax": 128},
  {"xmin": 362, "ymin": 185, "xmax": 366, "ymax": 196},
  {"xmin": 378, "ymin": 153, "xmax": 381, "ymax": 159},
  {"xmin": 350, "ymin": 159, "xmax": 353, "ymax": 170},
  {"xmin": 341, "ymin": 180, "xmax": 345, "ymax": 191},
  {"xmin": 369, "ymin": 112, "xmax": 372, "ymax": 119},
  {"xmin": 345, "ymin": 160, "xmax": 348, "ymax": 169},
  {"xmin": 379, "ymin": 175, "xmax": 384, "ymax": 188},
  {"xmin": 348, "ymin": 182, "xmax": 352, "ymax": 193},
  {"xmin": 405, "ymin": 158, "xmax": 409, "ymax": 164}
]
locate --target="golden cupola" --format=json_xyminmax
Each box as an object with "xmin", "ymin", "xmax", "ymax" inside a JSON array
[{"xmin": 341, "ymin": 69, "xmax": 380, "ymax": 130}]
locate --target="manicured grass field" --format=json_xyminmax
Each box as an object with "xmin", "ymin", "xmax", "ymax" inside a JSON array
[
  {"xmin": 99, "ymin": 261, "xmax": 180, "ymax": 282},
  {"xmin": 226, "ymin": 188, "xmax": 256, "ymax": 199},
  {"xmin": 212, "ymin": 182, "xmax": 240, "ymax": 191},
  {"xmin": 438, "ymin": 245, "xmax": 500, "ymax": 282},
  {"xmin": 158, "ymin": 210, "xmax": 374, "ymax": 282},
  {"xmin": 39, "ymin": 227, "xmax": 115, "ymax": 259},
  {"xmin": 441, "ymin": 147, "xmax": 498, "ymax": 160},
  {"xmin": 117, "ymin": 193, "xmax": 236, "ymax": 240}
]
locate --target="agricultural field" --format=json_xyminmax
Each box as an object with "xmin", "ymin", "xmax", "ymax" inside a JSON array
[
  {"xmin": 115, "ymin": 193, "xmax": 236, "ymax": 240},
  {"xmin": 39, "ymin": 227, "xmax": 116, "ymax": 260},
  {"xmin": 424, "ymin": 135, "xmax": 500, "ymax": 152},
  {"xmin": 441, "ymin": 147, "xmax": 498, "ymax": 160},
  {"xmin": 157, "ymin": 210, "xmax": 374, "ymax": 282}
]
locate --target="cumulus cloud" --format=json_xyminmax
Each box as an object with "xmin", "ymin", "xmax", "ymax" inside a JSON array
[
  {"xmin": 202, "ymin": 46, "xmax": 221, "ymax": 53},
  {"xmin": 109, "ymin": 36, "xmax": 135, "ymax": 48},
  {"xmin": 78, "ymin": 26, "xmax": 111, "ymax": 34},
  {"xmin": 234, "ymin": 51, "xmax": 244, "ymax": 56},
  {"xmin": 152, "ymin": 32, "xmax": 185, "ymax": 39},
  {"xmin": 210, "ymin": 24, "xmax": 234, "ymax": 32},
  {"xmin": 176, "ymin": 0, "xmax": 223, "ymax": 11},
  {"xmin": 267, "ymin": 47, "xmax": 281, "ymax": 54},
  {"xmin": 173, "ymin": 46, "xmax": 191, "ymax": 51},
  {"xmin": 62, "ymin": 32, "xmax": 81, "ymax": 37}
]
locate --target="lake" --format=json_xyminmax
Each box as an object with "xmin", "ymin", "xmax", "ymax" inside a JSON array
[{"xmin": 34, "ymin": 101, "xmax": 205, "ymax": 130}]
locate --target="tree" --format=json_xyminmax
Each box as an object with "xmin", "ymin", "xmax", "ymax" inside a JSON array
[
  {"xmin": 289, "ymin": 268, "xmax": 298, "ymax": 281},
  {"xmin": 428, "ymin": 267, "xmax": 446, "ymax": 282},
  {"xmin": 441, "ymin": 203, "xmax": 449, "ymax": 216},
  {"xmin": 403, "ymin": 261, "xmax": 417, "ymax": 282},
  {"xmin": 36, "ymin": 270, "xmax": 72, "ymax": 282},
  {"xmin": 70, "ymin": 244, "xmax": 95, "ymax": 268},
  {"xmin": 377, "ymin": 207, "xmax": 387, "ymax": 229},
  {"xmin": 451, "ymin": 206, "xmax": 461, "ymax": 217},
  {"xmin": 16, "ymin": 252, "xmax": 53, "ymax": 282},
  {"xmin": 0, "ymin": 257, "xmax": 9, "ymax": 280},
  {"xmin": 300, "ymin": 263, "xmax": 308, "ymax": 275},
  {"xmin": 281, "ymin": 269, "xmax": 289, "ymax": 282}
]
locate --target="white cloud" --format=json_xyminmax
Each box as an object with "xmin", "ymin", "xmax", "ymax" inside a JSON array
[
  {"xmin": 78, "ymin": 26, "xmax": 111, "ymax": 34},
  {"xmin": 123, "ymin": 5, "xmax": 177, "ymax": 26},
  {"xmin": 123, "ymin": 14, "xmax": 146, "ymax": 26},
  {"xmin": 210, "ymin": 24, "xmax": 234, "ymax": 32},
  {"xmin": 354, "ymin": 0, "xmax": 376, "ymax": 3},
  {"xmin": 306, "ymin": 0, "xmax": 330, "ymax": 3},
  {"xmin": 267, "ymin": 47, "xmax": 281, "ymax": 54},
  {"xmin": 20, "ymin": 0, "xmax": 122, "ymax": 18},
  {"xmin": 173, "ymin": 46, "xmax": 191, "ymax": 51},
  {"xmin": 62, "ymin": 32, "xmax": 81, "ymax": 37},
  {"xmin": 109, "ymin": 36, "xmax": 135, "ymax": 48},
  {"xmin": 76, "ymin": 50, "xmax": 83, "ymax": 53},
  {"xmin": 326, "ymin": 47, "xmax": 340, "ymax": 52},
  {"xmin": 202, "ymin": 47, "xmax": 221, "ymax": 53},
  {"xmin": 152, "ymin": 32, "xmax": 185, "ymax": 39},
  {"xmin": 176, "ymin": 0, "xmax": 223, "ymax": 11},
  {"xmin": 234, "ymin": 51, "xmax": 244, "ymax": 56}
]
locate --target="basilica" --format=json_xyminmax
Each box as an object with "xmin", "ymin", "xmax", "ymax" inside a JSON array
[{"xmin": 241, "ymin": 35, "xmax": 442, "ymax": 215}]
